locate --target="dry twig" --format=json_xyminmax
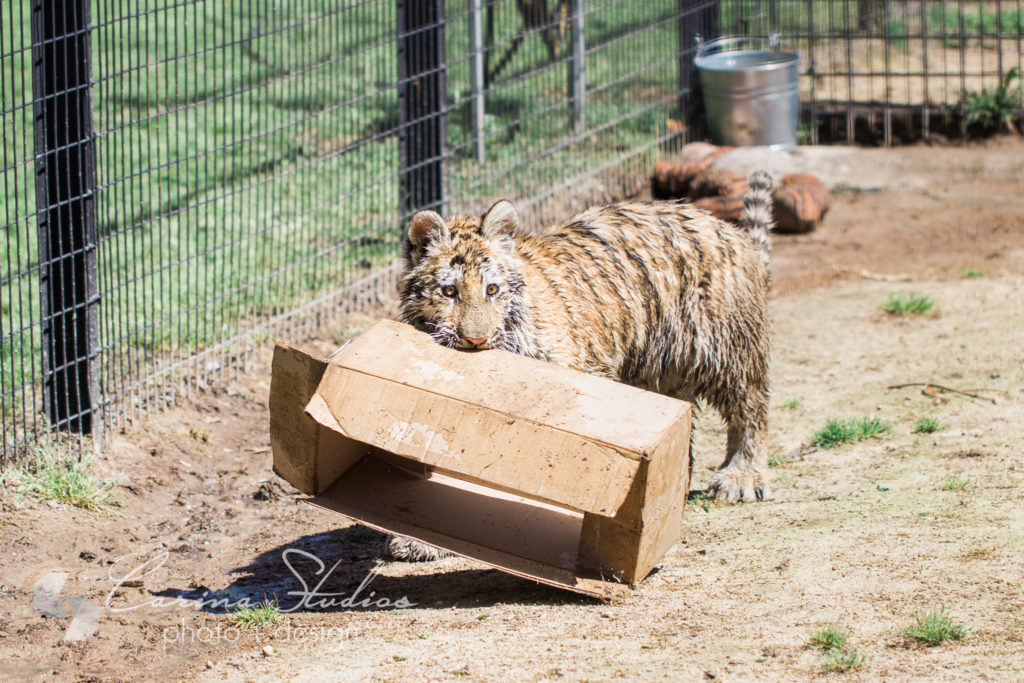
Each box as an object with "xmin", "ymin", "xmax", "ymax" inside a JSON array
[{"xmin": 887, "ymin": 382, "xmax": 997, "ymax": 403}]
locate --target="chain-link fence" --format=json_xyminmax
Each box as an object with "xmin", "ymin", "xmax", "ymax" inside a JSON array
[
  {"xmin": 723, "ymin": 0, "xmax": 1024, "ymax": 143},
  {"xmin": 3, "ymin": 1, "xmax": 1023, "ymax": 465},
  {"xmin": 2, "ymin": 0, "xmax": 717, "ymax": 464}
]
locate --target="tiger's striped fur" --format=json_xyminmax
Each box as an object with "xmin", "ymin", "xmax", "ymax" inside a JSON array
[{"xmin": 398, "ymin": 172, "xmax": 775, "ymax": 506}]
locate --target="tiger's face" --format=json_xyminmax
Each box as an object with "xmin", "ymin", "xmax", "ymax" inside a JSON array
[{"xmin": 398, "ymin": 201, "xmax": 528, "ymax": 352}]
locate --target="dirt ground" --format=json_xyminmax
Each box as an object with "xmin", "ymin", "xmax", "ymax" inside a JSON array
[{"xmin": 1, "ymin": 138, "xmax": 1023, "ymax": 682}]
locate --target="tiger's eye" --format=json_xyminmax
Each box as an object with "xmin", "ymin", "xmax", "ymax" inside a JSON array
[
  {"xmin": 486, "ymin": 283, "xmax": 499, "ymax": 296},
  {"xmin": 442, "ymin": 284, "xmax": 457, "ymax": 298}
]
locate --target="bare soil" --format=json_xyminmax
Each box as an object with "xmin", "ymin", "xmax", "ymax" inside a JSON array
[{"xmin": 1, "ymin": 138, "xmax": 1023, "ymax": 682}]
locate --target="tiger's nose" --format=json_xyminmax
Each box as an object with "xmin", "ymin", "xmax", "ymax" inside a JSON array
[{"xmin": 464, "ymin": 336, "xmax": 488, "ymax": 347}]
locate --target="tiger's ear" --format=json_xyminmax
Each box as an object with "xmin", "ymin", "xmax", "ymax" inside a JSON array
[
  {"xmin": 407, "ymin": 210, "xmax": 448, "ymax": 248},
  {"xmin": 481, "ymin": 200, "xmax": 520, "ymax": 238}
]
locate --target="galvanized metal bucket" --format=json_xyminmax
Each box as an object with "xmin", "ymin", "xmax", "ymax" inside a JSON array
[{"xmin": 695, "ymin": 36, "xmax": 801, "ymax": 150}]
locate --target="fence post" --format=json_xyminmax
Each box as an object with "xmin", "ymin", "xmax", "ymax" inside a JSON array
[
  {"xmin": 31, "ymin": 0, "xmax": 99, "ymax": 434},
  {"xmin": 470, "ymin": 0, "xmax": 486, "ymax": 164},
  {"xmin": 569, "ymin": 0, "xmax": 586, "ymax": 134},
  {"xmin": 397, "ymin": 0, "xmax": 447, "ymax": 215},
  {"xmin": 678, "ymin": 0, "xmax": 720, "ymax": 138}
]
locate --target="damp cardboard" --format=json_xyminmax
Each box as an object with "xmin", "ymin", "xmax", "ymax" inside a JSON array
[{"xmin": 269, "ymin": 320, "xmax": 692, "ymax": 598}]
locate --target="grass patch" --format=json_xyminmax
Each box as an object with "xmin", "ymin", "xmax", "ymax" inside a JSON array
[
  {"xmin": 941, "ymin": 475, "xmax": 968, "ymax": 491},
  {"xmin": 809, "ymin": 623, "xmax": 864, "ymax": 674},
  {"xmin": 228, "ymin": 599, "xmax": 281, "ymax": 629},
  {"xmin": 929, "ymin": 5, "xmax": 1024, "ymax": 46},
  {"xmin": 811, "ymin": 417, "xmax": 892, "ymax": 449},
  {"xmin": 768, "ymin": 453, "xmax": 791, "ymax": 468},
  {"xmin": 821, "ymin": 648, "xmax": 865, "ymax": 673},
  {"xmin": 913, "ymin": 416, "xmax": 947, "ymax": 434},
  {"xmin": 959, "ymin": 67, "xmax": 1022, "ymax": 136},
  {"xmin": 687, "ymin": 489, "xmax": 712, "ymax": 513},
  {"xmin": 809, "ymin": 623, "xmax": 849, "ymax": 651},
  {"xmin": 16, "ymin": 443, "xmax": 117, "ymax": 512},
  {"xmin": 884, "ymin": 292, "xmax": 936, "ymax": 316},
  {"xmin": 902, "ymin": 608, "xmax": 969, "ymax": 646},
  {"xmin": 783, "ymin": 396, "xmax": 802, "ymax": 410},
  {"xmin": 962, "ymin": 267, "xmax": 985, "ymax": 279}
]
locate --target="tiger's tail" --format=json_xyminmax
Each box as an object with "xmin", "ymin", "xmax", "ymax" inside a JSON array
[{"xmin": 738, "ymin": 170, "xmax": 775, "ymax": 265}]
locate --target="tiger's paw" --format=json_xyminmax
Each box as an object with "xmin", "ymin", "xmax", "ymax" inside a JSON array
[{"xmin": 386, "ymin": 536, "xmax": 450, "ymax": 562}]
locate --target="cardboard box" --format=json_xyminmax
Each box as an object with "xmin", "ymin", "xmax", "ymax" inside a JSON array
[{"xmin": 270, "ymin": 320, "xmax": 692, "ymax": 599}]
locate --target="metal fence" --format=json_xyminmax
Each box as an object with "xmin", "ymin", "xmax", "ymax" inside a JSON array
[
  {"xmin": 723, "ymin": 0, "xmax": 1024, "ymax": 143},
  {"xmin": 2, "ymin": 1, "xmax": 1023, "ymax": 465},
  {"xmin": 1, "ymin": 0, "xmax": 717, "ymax": 464}
]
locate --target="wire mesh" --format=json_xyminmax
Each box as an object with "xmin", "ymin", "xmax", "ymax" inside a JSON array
[
  {"xmin": 3, "ymin": 1, "xmax": 1022, "ymax": 466},
  {"xmin": 721, "ymin": 0, "xmax": 1024, "ymax": 143}
]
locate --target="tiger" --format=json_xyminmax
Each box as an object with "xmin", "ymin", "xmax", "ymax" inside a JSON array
[{"xmin": 389, "ymin": 172, "xmax": 775, "ymax": 560}]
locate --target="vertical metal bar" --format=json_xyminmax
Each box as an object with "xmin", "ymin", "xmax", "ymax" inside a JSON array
[
  {"xmin": 569, "ymin": 0, "xmax": 586, "ymax": 134},
  {"xmin": 470, "ymin": 0, "xmax": 486, "ymax": 164},
  {"xmin": 678, "ymin": 0, "xmax": 720, "ymax": 141},
  {"xmin": 882, "ymin": 0, "xmax": 891, "ymax": 145},
  {"xmin": 31, "ymin": 0, "xmax": 98, "ymax": 434},
  {"xmin": 921, "ymin": 0, "xmax": 930, "ymax": 139},
  {"xmin": 845, "ymin": 0, "xmax": 854, "ymax": 143},
  {"xmin": 397, "ymin": 0, "xmax": 447, "ymax": 215},
  {"xmin": 996, "ymin": 0, "xmax": 1004, "ymax": 80},
  {"xmin": 677, "ymin": 0, "xmax": 691, "ymax": 119},
  {"xmin": 808, "ymin": 0, "xmax": 818, "ymax": 144}
]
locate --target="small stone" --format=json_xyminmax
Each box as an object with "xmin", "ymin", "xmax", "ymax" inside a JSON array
[
  {"xmin": 262, "ymin": 645, "xmax": 275, "ymax": 657},
  {"xmin": 205, "ymin": 661, "xmax": 214, "ymax": 669}
]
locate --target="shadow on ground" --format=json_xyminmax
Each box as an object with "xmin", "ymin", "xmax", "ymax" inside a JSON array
[{"xmin": 150, "ymin": 526, "xmax": 596, "ymax": 613}]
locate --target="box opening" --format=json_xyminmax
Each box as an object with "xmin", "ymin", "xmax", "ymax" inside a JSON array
[{"xmin": 310, "ymin": 451, "xmax": 588, "ymax": 572}]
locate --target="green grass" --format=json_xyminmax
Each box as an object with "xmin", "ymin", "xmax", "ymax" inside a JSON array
[
  {"xmin": 812, "ymin": 417, "xmax": 892, "ymax": 449},
  {"xmin": 930, "ymin": 5, "xmax": 1024, "ymax": 45},
  {"xmin": 15, "ymin": 441, "xmax": 117, "ymax": 512},
  {"xmin": 821, "ymin": 648, "xmax": 865, "ymax": 673},
  {"xmin": 783, "ymin": 396, "xmax": 802, "ymax": 410},
  {"xmin": 959, "ymin": 67, "xmax": 1021, "ymax": 136},
  {"xmin": 228, "ymin": 599, "xmax": 281, "ymax": 629},
  {"xmin": 809, "ymin": 623, "xmax": 849, "ymax": 651},
  {"xmin": 913, "ymin": 416, "xmax": 947, "ymax": 434},
  {"xmin": 884, "ymin": 292, "xmax": 936, "ymax": 316},
  {"xmin": 687, "ymin": 490, "xmax": 712, "ymax": 513},
  {"xmin": 962, "ymin": 267, "xmax": 985, "ymax": 279},
  {"xmin": 902, "ymin": 608, "xmax": 969, "ymax": 646},
  {"xmin": 808, "ymin": 623, "xmax": 864, "ymax": 673},
  {"xmin": 941, "ymin": 475, "xmax": 968, "ymax": 491}
]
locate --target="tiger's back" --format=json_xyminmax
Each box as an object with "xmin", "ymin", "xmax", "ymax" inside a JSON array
[{"xmin": 514, "ymin": 201, "xmax": 771, "ymax": 400}]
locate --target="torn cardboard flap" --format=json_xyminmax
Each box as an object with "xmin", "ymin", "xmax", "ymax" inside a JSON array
[{"xmin": 271, "ymin": 320, "xmax": 692, "ymax": 597}]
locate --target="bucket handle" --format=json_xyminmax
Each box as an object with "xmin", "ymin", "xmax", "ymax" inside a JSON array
[{"xmin": 695, "ymin": 33, "xmax": 782, "ymax": 58}]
